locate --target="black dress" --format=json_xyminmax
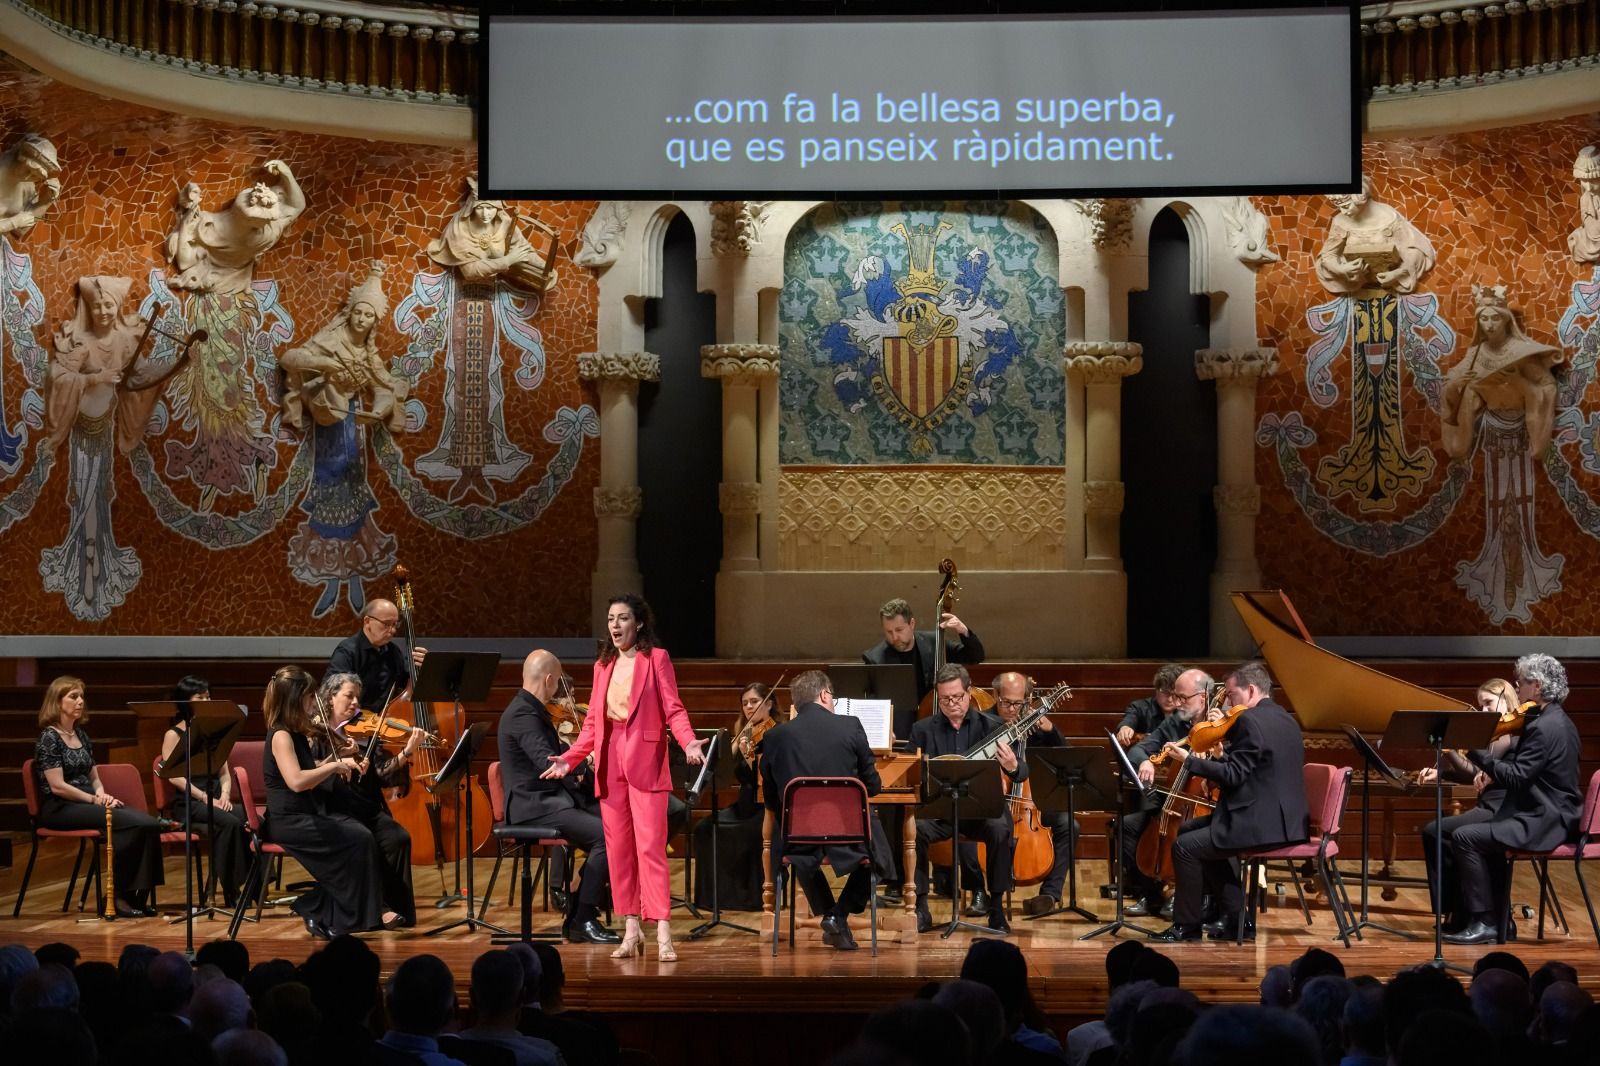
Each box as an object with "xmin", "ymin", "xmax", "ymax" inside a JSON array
[
  {"xmin": 261, "ymin": 726, "xmax": 387, "ymax": 934},
  {"xmin": 692, "ymin": 747, "xmax": 764, "ymax": 911},
  {"xmin": 315, "ymin": 732, "xmax": 416, "ymax": 926},
  {"xmin": 164, "ymin": 724, "xmax": 251, "ymax": 905},
  {"xmin": 34, "ymin": 727, "xmax": 164, "ymax": 898}
]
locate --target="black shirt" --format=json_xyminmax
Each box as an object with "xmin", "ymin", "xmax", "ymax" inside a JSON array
[
  {"xmin": 329, "ymin": 631, "xmax": 412, "ymax": 712},
  {"xmin": 910, "ymin": 709, "xmax": 1027, "ymax": 783},
  {"xmin": 1118, "ymin": 696, "xmax": 1165, "ymax": 736}
]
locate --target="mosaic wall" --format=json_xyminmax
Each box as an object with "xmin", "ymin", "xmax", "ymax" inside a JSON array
[
  {"xmin": 0, "ymin": 57, "xmax": 599, "ymax": 637},
  {"xmin": 778, "ymin": 202, "xmax": 1064, "ymax": 465},
  {"xmin": 1253, "ymin": 113, "xmax": 1600, "ymax": 636}
]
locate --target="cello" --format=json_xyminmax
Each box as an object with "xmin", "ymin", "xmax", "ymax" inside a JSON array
[
  {"xmin": 383, "ymin": 566, "xmax": 494, "ymax": 886},
  {"xmin": 916, "ymin": 559, "xmax": 994, "ymax": 720},
  {"xmin": 1005, "ymin": 682, "xmax": 1073, "ymax": 887},
  {"xmin": 1135, "ymin": 697, "xmax": 1247, "ymax": 885}
]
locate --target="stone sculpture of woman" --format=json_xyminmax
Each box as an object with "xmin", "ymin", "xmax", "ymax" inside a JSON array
[
  {"xmin": 1315, "ymin": 175, "xmax": 1436, "ymax": 295},
  {"xmin": 1440, "ymin": 285, "xmax": 1563, "ymax": 461},
  {"xmin": 427, "ymin": 177, "xmax": 555, "ymax": 292},
  {"xmin": 1570, "ymin": 145, "xmax": 1600, "ymax": 265},
  {"xmin": 0, "ymin": 133, "xmax": 62, "ymax": 240}
]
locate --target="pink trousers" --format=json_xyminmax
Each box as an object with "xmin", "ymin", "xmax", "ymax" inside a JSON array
[{"xmin": 598, "ymin": 721, "xmax": 672, "ymax": 921}]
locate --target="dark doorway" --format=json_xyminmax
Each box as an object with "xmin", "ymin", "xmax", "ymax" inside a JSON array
[
  {"xmin": 1122, "ymin": 207, "xmax": 1217, "ymax": 657},
  {"xmin": 638, "ymin": 212, "xmax": 721, "ymax": 656}
]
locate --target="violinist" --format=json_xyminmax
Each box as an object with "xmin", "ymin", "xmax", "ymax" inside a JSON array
[
  {"xmin": 1114, "ymin": 663, "xmax": 1186, "ymax": 748},
  {"xmin": 691, "ymin": 682, "xmax": 773, "ymax": 912},
  {"xmin": 499, "ymin": 649, "xmax": 621, "ymax": 945},
  {"xmin": 992, "ymin": 672, "xmax": 1080, "ymax": 918},
  {"xmin": 1442, "ymin": 653, "xmax": 1582, "ymax": 946},
  {"xmin": 328, "ymin": 599, "xmax": 427, "ymax": 712},
  {"xmin": 1154, "ymin": 661, "xmax": 1308, "ymax": 943},
  {"xmin": 316, "ymin": 671, "xmax": 422, "ymax": 928},
  {"xmin": 1123, "ymin": 668, "xmax": 1213, "ymax": 919}
]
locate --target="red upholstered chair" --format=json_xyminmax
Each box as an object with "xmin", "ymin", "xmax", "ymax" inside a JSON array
[
  {"xmin": 1503, "ymin": 768, "xmax": 1600, "ymax": 948},
  {"xmin": 479, "ymin": 761, "xmax": 572, "ymax": 923},
  {"xmin": 229, "ymin": 740, "xmax": 267, "ymax": 822},
  {"xmin": 1236, "ymin": 763, "xmax": 1355, "ymax": 947},
  {"xmin": 12, "ymin": 758, "xmax": 103, "ymax": 916},
  {"xmin": 226, "ymin": 764, "xmax": 294, "ymax": 939},
  {"xmin": 772, "ymin": 776, "xmax": 879, "ymax": 957},
  {"xmin": 94, "ymin": 762, "xmax": 205, "ymax": 911}
]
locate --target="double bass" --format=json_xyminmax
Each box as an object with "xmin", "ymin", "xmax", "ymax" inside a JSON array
[
  {"xmin": 915, "ymin": 559, "xmax": 994, "ymax": 720},
  {"xmin": 383, "ymin": 566, "xmax": 494, "ymax": 881}
]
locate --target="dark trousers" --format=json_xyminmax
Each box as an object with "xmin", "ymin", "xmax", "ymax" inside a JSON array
[
  {"xmin": 1120, "ymin": 807, "xmax": 1164, "ymax": 904},
  {"xmin": 171, "ymin": 794, "xmax": 251, "ymax": 904},
  {"xmin": 915, "ymin": 815, "xmax": 1013, "ymax": 900},
  {"xmin": 783, "ymin": 848, "xmax": 875, "ymax": 918},
  {"xmin": 1422, "ymin": 806, "xmax": 1495, "ymax": 920},
  {"xmin": 39, "ymin": 795, "xmax": 165, "ymax": 898},
  {"xmin": 367, "ymin": 813, "xmax": 416, "ymax": 925},
  {"xmin": 1038, "ymin": 812, "xmax": 1081, "ymax": 901},
  {"xmin": 524, "ymin": 804, "xmax": 610, "ymax": 926},
  {"xmin": 1451, "ymin": 820, "xmax": 1512, "ymax": 919},
  {"xmin": 1171, "ymin": 817, "xmax": 1241, "ymax": 927}
]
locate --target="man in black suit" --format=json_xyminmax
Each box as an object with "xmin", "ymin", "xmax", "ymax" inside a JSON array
[
  {"xmin": 329, "ymin": 598, "xmax": 427, "ymax": 712},
  {"xmin": 1444, "ymin": 652, "xmax": 1583, "ymax": 945},
  {"xmin": 497, "ymin": 649, "xmax": 620, "ymax": 945},
  {"xmin": 1155, "ymin": 660, "xmax": 1308, "ymax": 941},
  {"xmin": 760, "ymin": 669, "xmax": 885, "ymax": 951},
  {"xmin": 862, "ymin": 597, "xmax": 986, "ymax": 737}
]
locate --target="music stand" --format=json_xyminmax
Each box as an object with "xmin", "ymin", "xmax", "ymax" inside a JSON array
[
  {"xmin": 145, "ymin": 700, "xmax": 247, "ymax": 958},
  {"xmin": 830, "ymin": 663, "xmax": 919, "ymax": 744},
  {"xmin": 680, "ymin": 731, "xmax": 759, "ymax": 939},
  {"xmin": 425, "ymin": 721, "xmax": 506, "ymax": 936},
  {"xmin": 1023, "ymin": 748, "xmax": 1116, "ymax": 924},
  {"xmin": 1381, "ymin": 710, "xmax": 1497, "ymax": 972},
  {"xmin": 1082, "ymin": 730, "xmax": 1162, "ymax": 940},
  {"xmin": 668, "ymin": 728, "xmax": 721, "ymax": 920},
  {"xmin": 411, "ymin": 651, "xmax": 499, "ymax": 907},
  {"xmin": 920, "ymin": 759, "xmax": 1006, "ymax": 939},
  {"xmin": 1339, "ymin": 724, "xmax": 1417, "ymax": 942}
]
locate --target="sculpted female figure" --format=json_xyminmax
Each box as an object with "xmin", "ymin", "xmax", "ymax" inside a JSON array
[
  {"xmin": 427, "ymin": 177, "xmax": 555, "ymax": 292},
  {"xmin": 1315, "ymin": 176, "xmax": 1436, "ymax": 295},
  {"xmin": 1440, "ymin": 285, "xmax": 1562, "ymax": 461}
]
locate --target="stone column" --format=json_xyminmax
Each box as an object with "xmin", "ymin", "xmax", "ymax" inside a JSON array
[
  {"xmin": 1196, "ymin": 347, "xmax": 1280, "ymax": 656},
  {"xmin": 579, "ymin": 352, "xmax": 660, "ymax": 626},
  {"xmin": 702, "ymin": 344, "xmax": 779, "ymax": 654},
  {"xmin": 1063, "ymin": 343, "xmax": 1143, "ymax": 568}
]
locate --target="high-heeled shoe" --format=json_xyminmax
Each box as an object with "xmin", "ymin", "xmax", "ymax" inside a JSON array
[
  {"xmin": 610, "ymin": 930, "xmax": 644, "ymax": 959},
  {"xmin": 656, "ymin": 929, "xmax": 678, "ymax": 963}
]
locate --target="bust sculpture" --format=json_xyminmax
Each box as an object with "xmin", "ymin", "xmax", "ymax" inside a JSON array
[
  {"xmin": 0, "ymin": 133, "xmax": 62, "ymax": 240},
  {"xmin": 1315, "ymin": 176, "xmax": 1436, "ymax": 295},
  {"xmin": 1569, "ymin": 145, "xmax": 1600, "ymax": 265},
  {"xmin": 427, "ymin": 177, "xmax": 554, "ymax": 291},
  {"xmin": 165, "ymin": 159, "xmax": 306, "ymax": 295}
]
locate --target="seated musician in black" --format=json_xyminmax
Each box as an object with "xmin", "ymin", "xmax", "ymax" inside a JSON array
[
  {"xmin": 316, "ymin": 671, "xmax": 422, "ymax": 927},
  {"xmin": 1443, "ymin": 652, "xmax": 1583, "ymax": 945},
  {"xmin": 328, "ymin": 598, "xmax": 427, "ymax": 712},
  {"xmin": 910, "ymin": 663, "xmax": 1019, "ymax": 935},
  {"xmin": 989, "ymin": 672, "xmax": 1081, "ymax": 918},
  {"xmin": 1125, "ymin": 668, "xmax": 1213, "ymax": 918},
  {"xmin": 863, "ymin": 597, "xmax": 985, "ymax": 738},
  {"xmin": 1114, "ymin": 663, "xmax": 1185, "ymax": 748},
  {"xmin": 1155, "ymin": 660, "xmax": 1307, "ymax": 942},
  {"xmin": 497, "ymin": 649, "xmax": 621, "ymax": 945},
  {"xmin": 760, "ymin": 669, "xmax": 887, "ymax": 951}
]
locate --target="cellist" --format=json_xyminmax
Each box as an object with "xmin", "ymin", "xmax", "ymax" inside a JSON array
[
  {"xmin": 1153, "ymin": 661, "xmax": 1308, "ymax": 943},
  {"xmin": 329, "ymin": 599, "xmax": 428, "ymax": 712},
  {"xmin": 1125, "ymin": 667, "xmax": 1213, "ymax": 919},
  {"xmin": 993, "ymin": 672, "xmax": 1080, "ymax": 918}
]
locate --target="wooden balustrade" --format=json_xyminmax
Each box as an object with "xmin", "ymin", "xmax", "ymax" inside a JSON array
[{"xmin": 1362, "ymin": 0, "xmax": 1600, "ymax": 92}]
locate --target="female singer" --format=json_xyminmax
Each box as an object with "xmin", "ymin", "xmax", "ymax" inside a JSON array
[
  {"xmin": 261, "ymin": 665, "xmax": 400, "ymax": 937},
  {"xmin": 316, "ymin": 671, "xmax": 424, "ymax": 927},
  {"xmin": 33, "ymin": 676, "xmax": 164, "ymax": 916},
  {"xmin": 543, "ymin": 594, "xmax": 705, "ymax": 961},
  {"xmin": 158, "ymin": 675, "xmax": 250, "ymax": 906},
  {"xmin": 691, "ymin": 682, "xmax": 773, "ymax": 911}
]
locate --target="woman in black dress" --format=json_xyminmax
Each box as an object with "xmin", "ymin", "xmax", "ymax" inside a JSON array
[
  {"xmin": 158, "ymin": 675, "xmax": 250, "ymax": 905},
  {"xmin": 261, "ymin": 665, "xmax": 398, "ymax": 937},
  {"xmin": 692, "ymin": 681, "xmax": 775, "ymax": 911},
  {"xmin": 33, "ymin": 675, "xmax": 164, "ymax": 916}
]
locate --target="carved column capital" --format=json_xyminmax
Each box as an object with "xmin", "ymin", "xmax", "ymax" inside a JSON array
[
  {"xmin": 701, "ymin": 343, "xmax": 780, "ymax": 384},
  {"xmin": 1195, "ymin": 347, "xmax": 1281, "ymax": 384},
  {"xmin": 594, "ymin": 486, "xmax": 643, "ymax": 519},
  {"xmin": 709, "ymin": 200, "xmax": 773, "ymax": 257},
  {"xmin": 1083, "ymin": 481, "xmax": 1125, "ymax": 516},
  {"xmin": 1064, "ymin": 342, "xmax": 1144, "ymax": 384},
  {"xmin": 1213, "ymin": 484, "xmax": 1262, "ymax": 516},
  {"xmin": 577, "ymin": 351, "xmax": 662, "ymax": 383},
  {"xmin": 719, "ymin": 481, "xmax": 762, "ymax": 516}
]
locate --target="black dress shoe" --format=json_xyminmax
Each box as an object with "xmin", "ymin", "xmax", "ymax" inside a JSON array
[
  {"xmin": 964, "ymin": 890, "xmax": 991, "ymax": 917},
  {"xmin": 915, "ymin": 903, "xmax": 934, "ymax": 934},
  {"xmin": 820, "ymin": 915, "xmax": 859, "ymax": 951},
  {"xmin": 1151, "ymin": 924, "xmax": 1202, "ymax": 942},
  {"xmin": 1204, "ymin": 916, "xmax": 1255, "ymax": 942},
  {"xmin": 566, "ymin": 919, "xmax": 623, "ymax": 945},
  {"xmin": 301, "ymin": 915, "xmax": 331, "ymax": 940},
  {"xmin": 1443, "ymin": 920, "xmax": 1500, "ymax": 945},
  {"xmin": 1021, "ymin": 894, "xmax": 1058, "ymax": 917},
  {"xmin": 987, "ymin": 911, "xmax": 1012, "ymax": 935},
  {"xmin": 551, "ymin": 889, "xmax": 571, "ymax": 915},
  {"xmin": 1124, "ymin": 898, "xmax": 1162, "ymax": 918}
]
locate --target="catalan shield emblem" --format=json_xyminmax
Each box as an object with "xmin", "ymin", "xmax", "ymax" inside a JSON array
[{"xmin": 882, "ymin": 336, "xmax": 960, "ymax": 420}]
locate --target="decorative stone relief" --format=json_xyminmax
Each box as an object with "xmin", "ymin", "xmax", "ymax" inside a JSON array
[
  {"xmin": 0, "ymin": 133, "xmax": 61, "ymax": 239},
  {"xmin": 1195, "ymin": 347, "xmax": 1281, "ymax": 384},
  {"xmin": 574, "ymin": 200, "xmax": 630, "ymax": 270},
  {"xmin": 1070, "ymin": 198, "xmax": 1137, "ymax": 250},
  {"xmin": 1222, "ymin": 196, "xmax": 1280, "ymax": 267},
  {"xmin": 778, "ymin": 467, "xmax": 1066, "ymax": 571},
  {"xmin": 1570, "ymin": 145, "xmax": 1600, "ymax": 265},
  {"xmin": 427, "ymin": 176, "xmax": 557, "ymax": 293},
  {"xmin": 1440, "ymin": 284, "xmax": 1561, "ymax": 462},
  {"xmin": 701, "ymin": 343, "xmax": 779, "ymax": 384},
  {"xmin": 594, "ymin": 486, "xmax": 643, "ymax": 519},
  {"xmin": 577, "ymin": 351, "xmax": 661, "ymax": 383},
  {"xmin": 1063, "ymin": 342, "xmax": 1143, "ymax": 384},
  {"xmin": 1315, "ymin": 175, "xmax": 1436, "ymax": 295},
  {"xmin": 1082, "ymin": 480, "xmax": 1125, "ymax": 515},
  {"xmin": 1212, "ymin": 484, "xmax": 1262, "ymax": 516},
  {"xmin": 165, "ymin": 159, "xmax": 306, "ymax": 294},
  {"xmin": 709, "ymin": 200, "xmax": 772, "ymax": 256},
  {"xmin": 718, "ymin": 480, "xmax": 761, "ymax": 516}
]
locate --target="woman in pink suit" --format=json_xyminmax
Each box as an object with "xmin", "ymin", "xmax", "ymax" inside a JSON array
[{"xmin": 542, "ymin": 594, "xmax": 705, "ymax": 960}]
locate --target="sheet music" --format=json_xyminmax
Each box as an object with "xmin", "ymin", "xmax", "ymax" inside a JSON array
[{"xmin": 836, "ymin": 697, "xmax": 894, "ymax": 751}]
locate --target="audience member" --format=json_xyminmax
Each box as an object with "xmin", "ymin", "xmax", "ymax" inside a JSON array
[
  {"xmin": 857, "ymin": 999, "xmax": 970, "ymax": 1066},
  {"xmin": 1469, "ymin": 967, "xmax": 1533, "ymax": 1056},
  {"xmin": 1129, "ymin": 949, "xmax": 1180, "ymax": 989},
  {"xmin": 34, "ymin": 941, "xmax": 81, "ymax": 972},
  {"xmin": 1125, "ymin": 990, "xmax": 1200, "ymax": 1066},
  {"xmin": 1289, "ymin": 948, "xmax": 1345, "ymax": 1003},
  {"xmin": 11, "ymin": 961, "xmax": 80, "ymax": 1013},
  {"xmin": 1531, "ymin": 960, "xmax": 1580, "ymax": 1005},
  {"xmin": 1381, "ymin": 967, "xmax": 1470, "ymax": 1056},
  {"xmin": 301, "ymin": 935, "xmax": 384, "ymax": 1064},
  {"xmin": 961, "ymin": 938, "xmax": 1061, "ymax": 1057},
  {"xmin": 1259, "ymin": 965, "xmax": 1292, "ymax": 1008},
  {"xmin": 457, "ymin": 950, "xmax": 562, "ymax": 1066},
  {"xmin": 9, "ymin": 1008, "xmax": 98, "ymax": 1066},
  {"xmin": 521, "ymin": 943, "xmax": 619, "ymax": 1066},
  {"xmin": 1340, "ymin": 984, "xmax": 1386, "ymax": 1066},
  {"xmin": 1472, "ymin": 950, "xmax": 1530, "ymax": 983},
  {"xmin": 256, "ymin": 981, "xmax": 320, "ymax": 1066},
  {"xmin": 214, "ymin": 1030, "xmax": 289, "ymax": 1066},
  {"xmin": 1394, "ymin": 1008, "xmax": 1491, "ymax": 1066},
  {"xmin": 190, "ymin": 978, "xmax": 254, "ymax": 1043},
  {"xmin": 378, "ymin": 955, "xmax": 464, "ymax": 1066},
  {"xmin": 1533, "ymin": 980, "xmax": 1594, "ymax": 1057},
  {"xmin": 1067, "ymin": 941, "xmax": 1146, "ymax": 1066},
  {"xmin": 1088, "ymin": 980, "xmax": 1157, "ymax": 1066},
  {"xmin": 1176, "ymin": 1005, "xmax": 1320, "ymax": 1065},
  {"xmin": 931, "ymin": 980, "xmax": 1007, "ymax": 1064},
  {"xmin": 196, "ymin": 939, "xmax": 251, "ymax": 984},
  {"xmin": 1295, "ymin": 975, "xmax": 1352, "ymax": 1066}
]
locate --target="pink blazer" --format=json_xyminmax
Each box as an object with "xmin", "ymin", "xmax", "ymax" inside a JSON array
[{"xmin": 562, "ymin": 647, "xmax": 697, "ymax": 793}]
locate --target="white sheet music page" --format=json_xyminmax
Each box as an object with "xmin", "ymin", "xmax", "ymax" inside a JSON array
[{"xmin": 835, "ymin": 698, "xmax": 894, "ymax": 752}]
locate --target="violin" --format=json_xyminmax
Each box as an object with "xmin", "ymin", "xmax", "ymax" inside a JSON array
[
  {"xmin": 549, "ymin": 674, "xmax": 589, "ymax": 742},
  {"xmin": 1491, "ymin": 700, "xmax": 1537, "ymax": 741},
  {"xmin": 1148, "ymin": 698, "xmax": 1249, "ymax": 767},
  {"xmin": 344, "ymin": 711, "xmax": 438, "ymax": 748},
  {"xmin": 736, "ymin": 673, "xmax": 785, "ymax": 760}
]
